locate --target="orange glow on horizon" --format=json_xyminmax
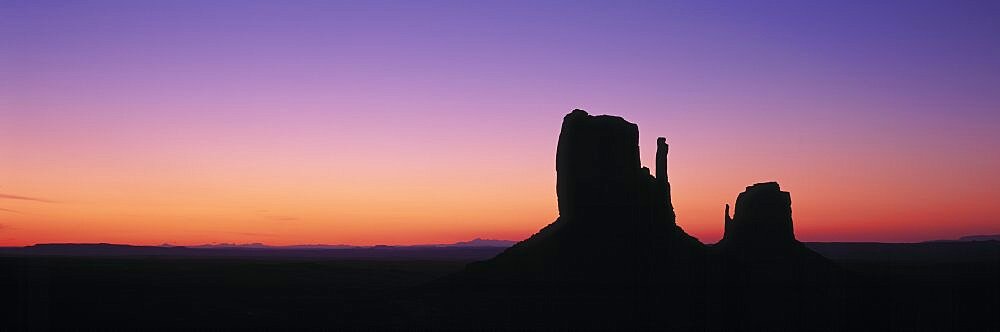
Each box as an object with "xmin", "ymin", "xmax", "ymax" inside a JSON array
[{"xmin": 3, "ymin": 121, "xmax": 998, "ymax": 247}]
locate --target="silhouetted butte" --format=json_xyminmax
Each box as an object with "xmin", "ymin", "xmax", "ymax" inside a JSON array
[
  {"xmin": 710, "ymin": 182, "xmax": 849, "ymax": 330},
  {"xmin": 460, "ymin": 109, "xmax": 704, "ymax": 286}
]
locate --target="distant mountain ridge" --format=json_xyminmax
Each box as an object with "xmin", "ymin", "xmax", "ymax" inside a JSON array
[
  {"xmin": 9, "ymin": 233, "xmax": 996, "ymax": 251},
  {"xmin": 957, "ymin": 234, "xmax": 1000, "ymax": 242},
  {"xmin": 171, "ymin": 238, "xmax": 517, "ymax": 249},
  {"xmin": 182, "ymin": 243, "xmax": 356, "ymax": 249},
  {"xmin": 8, "ymin": 239, "xmax": 997, "ymax": 264},
  {"xmin": 1, "ymin": 238, "xmax": 518, "ymax": 252},
  {"xmin": 444, "ymin": 238, "xmax": 516, "ymax": 247},
  {"xmin": 0, "ymin": 241, "xmax": 511, "ymax": 261},
  {"xmin": 924, "ymin": 234, "xmax": 1000, "ymax": 243},
  {"xmin": 11, "ymin": 234, "xmax": 997, "ymax": 250}
]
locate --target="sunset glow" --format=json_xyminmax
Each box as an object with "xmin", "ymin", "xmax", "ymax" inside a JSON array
[{"xmin": 3, "ymin": 1, "xmax": 999, "ymax": 246}]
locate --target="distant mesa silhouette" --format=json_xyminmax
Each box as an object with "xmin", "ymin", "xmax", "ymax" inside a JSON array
[
  {"xmin": 956, "ymin": 234, "xmax": 1000, "ymax": 242},
  {"xmin": 446, "ymin": 238, "xmax": 517, "ymax": 247}
]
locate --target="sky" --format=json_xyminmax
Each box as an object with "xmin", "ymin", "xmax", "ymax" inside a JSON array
[{"xmin": 2, "ymin": 0, "xmax": 999, "ymax": 246}]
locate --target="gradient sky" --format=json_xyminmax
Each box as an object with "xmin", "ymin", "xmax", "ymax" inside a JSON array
[{"xmin": 2, "ymin": 0, "xmax": 999, "ymax": 246}]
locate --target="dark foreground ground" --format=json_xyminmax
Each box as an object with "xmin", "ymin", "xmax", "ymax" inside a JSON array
[{"xmin": 2, "ymin": 242, "xmax": 999, "ymax": 331}]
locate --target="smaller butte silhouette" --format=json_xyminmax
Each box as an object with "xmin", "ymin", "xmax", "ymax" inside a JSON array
[
  {"xmin": 717, "ymin": 181, "xmax": 834, "ymax": 266},
  {"xmin": 710, "ymin": 182, "xmax": 845, "ymax": 330},
  {"xmin": 715, "ymin": 182, "xmax": 836, "ymax": 279}
]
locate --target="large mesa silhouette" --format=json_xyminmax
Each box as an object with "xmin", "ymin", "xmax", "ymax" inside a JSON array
[{"xmin": 461, "ymin": 109, "xmax": 704, "ymax": 285}]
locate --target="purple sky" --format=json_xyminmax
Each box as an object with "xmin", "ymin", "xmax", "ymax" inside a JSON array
[{"xmin": 2, "ymin": 0, "xmax": 999, "ymax": 245}]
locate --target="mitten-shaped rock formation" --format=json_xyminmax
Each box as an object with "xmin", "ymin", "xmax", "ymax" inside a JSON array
[
  {"xmin": 716, "ymin": 182, "xmax": 830, "ymax": 263},
  {"xmin": 711, "ymin": 183, "xmax": 846, "ymax": 331},
  {"xmin": 460, "ymin": 109, "xmax": 703, "ymax": 286},
  {"xmin": 555, "ymin": 109, "xmax": 641, "ymax": 219},
  {"xmin": 721, "ymin": 182, "xmax": 795, "ymax": 248},
  {"xmin": 555, "ymin": 109, "xmax": 676, "ymax": 226}
]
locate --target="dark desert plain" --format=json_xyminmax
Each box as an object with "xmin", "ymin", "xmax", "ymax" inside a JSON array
[
  {"xmin": 3, "ymin": 233, "xmax": 1000, "ymax": 330},
  {"xmin": 3, "ymin": 1, "xmax": 1000, "ymax": 331}
]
